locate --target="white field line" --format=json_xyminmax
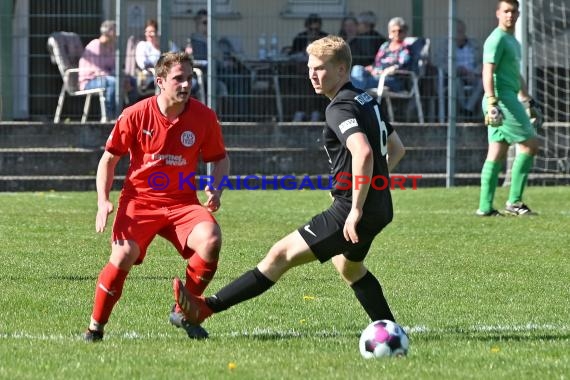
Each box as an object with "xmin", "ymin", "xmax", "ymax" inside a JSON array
[{"xmin": 0, "ymin": 323, "xmax": 568, "ymax": 342}]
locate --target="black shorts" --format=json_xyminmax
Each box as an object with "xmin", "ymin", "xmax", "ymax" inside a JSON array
[{"xmin": 297, "ymin": 199, "xmax": 392, "ymax": 263}]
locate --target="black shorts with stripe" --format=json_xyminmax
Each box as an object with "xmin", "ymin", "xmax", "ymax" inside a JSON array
[{"xmin": 297, "ymin": 198, "xmax": 392, "ymax": 263}]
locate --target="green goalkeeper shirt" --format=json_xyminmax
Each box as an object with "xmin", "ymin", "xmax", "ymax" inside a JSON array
[{"xmin": 483, "ymin": 27, "xmax": 521, "ymax": 96}]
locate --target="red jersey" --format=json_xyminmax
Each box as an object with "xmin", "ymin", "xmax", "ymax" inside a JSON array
[{"xmin": 106, "ymin": 96, "xmax": 226, "ymax": 205}]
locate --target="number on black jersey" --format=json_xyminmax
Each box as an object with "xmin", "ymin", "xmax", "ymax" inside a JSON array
[{"xmin": 373, "ymin": 104, "xmax": 388, "ymax": 156}]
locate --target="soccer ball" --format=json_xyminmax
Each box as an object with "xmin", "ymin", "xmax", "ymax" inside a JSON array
[{"xmin": 359, "ymin": 320, "xmax": 409, "ymax": 358}]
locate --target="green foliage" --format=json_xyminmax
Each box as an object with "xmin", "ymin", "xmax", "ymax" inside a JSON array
[{"xmin": 0, "ymin": 187, "xmax": 568, "ymax": 380}]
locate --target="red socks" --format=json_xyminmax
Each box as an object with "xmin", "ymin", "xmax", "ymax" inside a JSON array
[
  {"xmin": 91, "ymin": 263, "xmax": 129, "ymax": 325},
  {"xmin": 92, "ymin": 256, "xmax": 216, "ymax": 323},
  {"xmin": 185, "ymin": 253, "xmax": 218, "ymax": 296}
]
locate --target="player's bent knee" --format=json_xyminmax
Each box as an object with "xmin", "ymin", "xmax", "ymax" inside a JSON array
[
  {"xmin": 519, "ymin": 137, "xmax": 540, "ymax": 155},
  {"xmin": 188, "ymin": 223, "xmax": 222, "ymax": 251},
  {"xmin": 265, "ymin": 243, "xmax": 293, "ymax": 268},
  {"xmin": 333, "ymin": 256, "xmax": 367, "ymax": 284},
  {"xmin": 192, "ymin": 235, "xmax": 222, "ymax": 263},
  {"xmin": 110, "ymin": 240, "xmax": 141, "ymax": 270},
  {"xmin": 203, "ymin": 234, "xmax": 222, "ymax": 254}
]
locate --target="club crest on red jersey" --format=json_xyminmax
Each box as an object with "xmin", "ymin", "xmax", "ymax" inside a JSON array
[{"xmin": 181, "ymin": 131, "xmax": 196, "ymax": 147}]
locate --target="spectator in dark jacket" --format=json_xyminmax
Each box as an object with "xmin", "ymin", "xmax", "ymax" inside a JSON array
[
  {"xmin": 289, "ymin": 13, "xmax": 328, "ymax": 58},
  {"xmin": 351, "ymin": 11, "xmax": 387, "ymax": 67}
]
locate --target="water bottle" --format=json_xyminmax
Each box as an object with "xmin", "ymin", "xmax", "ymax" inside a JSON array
[
  {"xmin": 268, "ymin": 33, "xmax": 278, "ymax": 59},
  {"xmin": 258, "ymin": 33, "xmax": 267, "ymax": 60}
]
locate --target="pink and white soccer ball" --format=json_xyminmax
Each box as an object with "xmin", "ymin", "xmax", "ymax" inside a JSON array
[{"xmin": 359, "ymin": 320, "xmax": 409, "ymax": 358}]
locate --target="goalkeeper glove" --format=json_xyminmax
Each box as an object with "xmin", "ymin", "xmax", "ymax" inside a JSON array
[
  {"xmin": 485, "ymin": 96, "xmax": 503, "ymax": 127},
  {"xmin": 522, "ymin": 98, "xmax": 543, "ymax": 129}
]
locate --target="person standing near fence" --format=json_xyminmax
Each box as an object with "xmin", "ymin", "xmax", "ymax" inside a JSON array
[
  {"xmin": 477, "ymin": 0, "xmax": 542, "ymax": 217},
  {"xmin": 83, "ymin": 52, "xmax": 230, "ymax": 342}
]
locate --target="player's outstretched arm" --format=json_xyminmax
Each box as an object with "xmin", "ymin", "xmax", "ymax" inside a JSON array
[
  {"xmin": 95, "ymin": 151, "xmax": 121, "ymax": 233},
  {"xmin": 386, "ymin": 131, "xmax": 405, "ymax": 172},
  {"xmin": 203, "ymin": 154, "xmax": 230, "ymax": 212}
]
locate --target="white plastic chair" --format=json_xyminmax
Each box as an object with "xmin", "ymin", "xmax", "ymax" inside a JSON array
[{"xmin": 47, "ymin": 32, "xmax": 107, "ymax": 123}]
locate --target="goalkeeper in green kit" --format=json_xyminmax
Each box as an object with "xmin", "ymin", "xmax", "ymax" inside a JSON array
[{"xmin": 477, "ymin": 0, "xmax": 542, "ymax": 216}]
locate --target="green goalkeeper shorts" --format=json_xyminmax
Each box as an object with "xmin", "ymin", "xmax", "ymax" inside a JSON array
[{"xmin": 482, "ymin": 92, "xmax": 536, "ymax": 144}]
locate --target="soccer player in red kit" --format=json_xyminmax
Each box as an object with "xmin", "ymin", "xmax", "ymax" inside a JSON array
[{"xmin": 84, "ymin": 51, "xmax": 230, "ymax": 341}]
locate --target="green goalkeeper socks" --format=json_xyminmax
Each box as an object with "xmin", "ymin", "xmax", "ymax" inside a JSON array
[
  {"xmin": 508, "ymin": 152, "xmax": 534, "ymax": 204},
  {"xmin": 479, "ymin": 160, "xmax": 502, "ymax": 213}
]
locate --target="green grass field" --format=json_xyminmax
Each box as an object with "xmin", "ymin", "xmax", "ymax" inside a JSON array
[{"xmin": 0, "ymin": 187, "xmax": 568, "ymax": 380}]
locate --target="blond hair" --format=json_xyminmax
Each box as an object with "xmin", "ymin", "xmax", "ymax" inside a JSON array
[{"xmin": 306, "ymin": 35, "xmax": 352, "ymax": 69}]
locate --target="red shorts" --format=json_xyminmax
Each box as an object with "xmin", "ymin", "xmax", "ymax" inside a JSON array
[{"xmin": 111, "ymin": 197, "xmax": 217, "ymax": 264}]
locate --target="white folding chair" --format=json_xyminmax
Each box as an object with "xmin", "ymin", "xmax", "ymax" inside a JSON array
[{"xmin": 47, "ymin": 32, "xmax": 107, "ymax": 123}]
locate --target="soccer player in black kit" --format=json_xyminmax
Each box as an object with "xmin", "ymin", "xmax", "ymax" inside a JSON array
[{"xmin": 173, "ymin": 35, "xmax": 406, "ymax": 329}]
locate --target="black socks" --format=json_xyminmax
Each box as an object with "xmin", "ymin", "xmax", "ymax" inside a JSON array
[
  {"xmin": 206, "ymin": 267, "xmax": 275, "ymax": 313},
  {"xmin": 351, "ymin": 271, "xmax": 395, "ymax": 322}
]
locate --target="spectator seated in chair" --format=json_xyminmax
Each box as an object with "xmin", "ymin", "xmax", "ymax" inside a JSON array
[
  {"xmin": 435, "ymin": 18, "xmax": 484, "ymax": 116},
  {"xmin": 79, "ymin": 20, "xmax": 138, "ymax": 120},
  {"xmin": 351, "ymin": 11, "xmax": 387, "ymax": 67},
  {"xmin": 286, "ymin": 13, "xmax": 329, "ymax": 121},
  {"xmin": 134, "ymin": 19, "xmax": 179, "ymax": 94},
  {"xmin": 339, "ymin": 15, "xmax": 359, "ymax": 57},
  {"xmin": 350, "ymin": 17, "xmax": 412, "ymax": 93},
  {"xmin": 187, "ymin": 9, "xmax": 252, "ymax": 119}
]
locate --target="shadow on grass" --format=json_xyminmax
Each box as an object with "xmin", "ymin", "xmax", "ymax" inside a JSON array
[
  {"xmin": 412, "ymin": 330, "xmax": 570, "ymax": 342},
  {"xmin": 245, "ymin": 330, "xmax": 570, "ymax": 343},
  {"xmin": 224, "ymin": 329, "xmax": 360, "ymax": 341},
  {"xmin": 45, "ymin": 274, "xmax": 174, "ymax": 281}
]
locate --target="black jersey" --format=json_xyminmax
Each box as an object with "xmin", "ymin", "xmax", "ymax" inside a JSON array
[{"xmin": 323, "ymin": 82, "xmax": 394, "ymax": 214}]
